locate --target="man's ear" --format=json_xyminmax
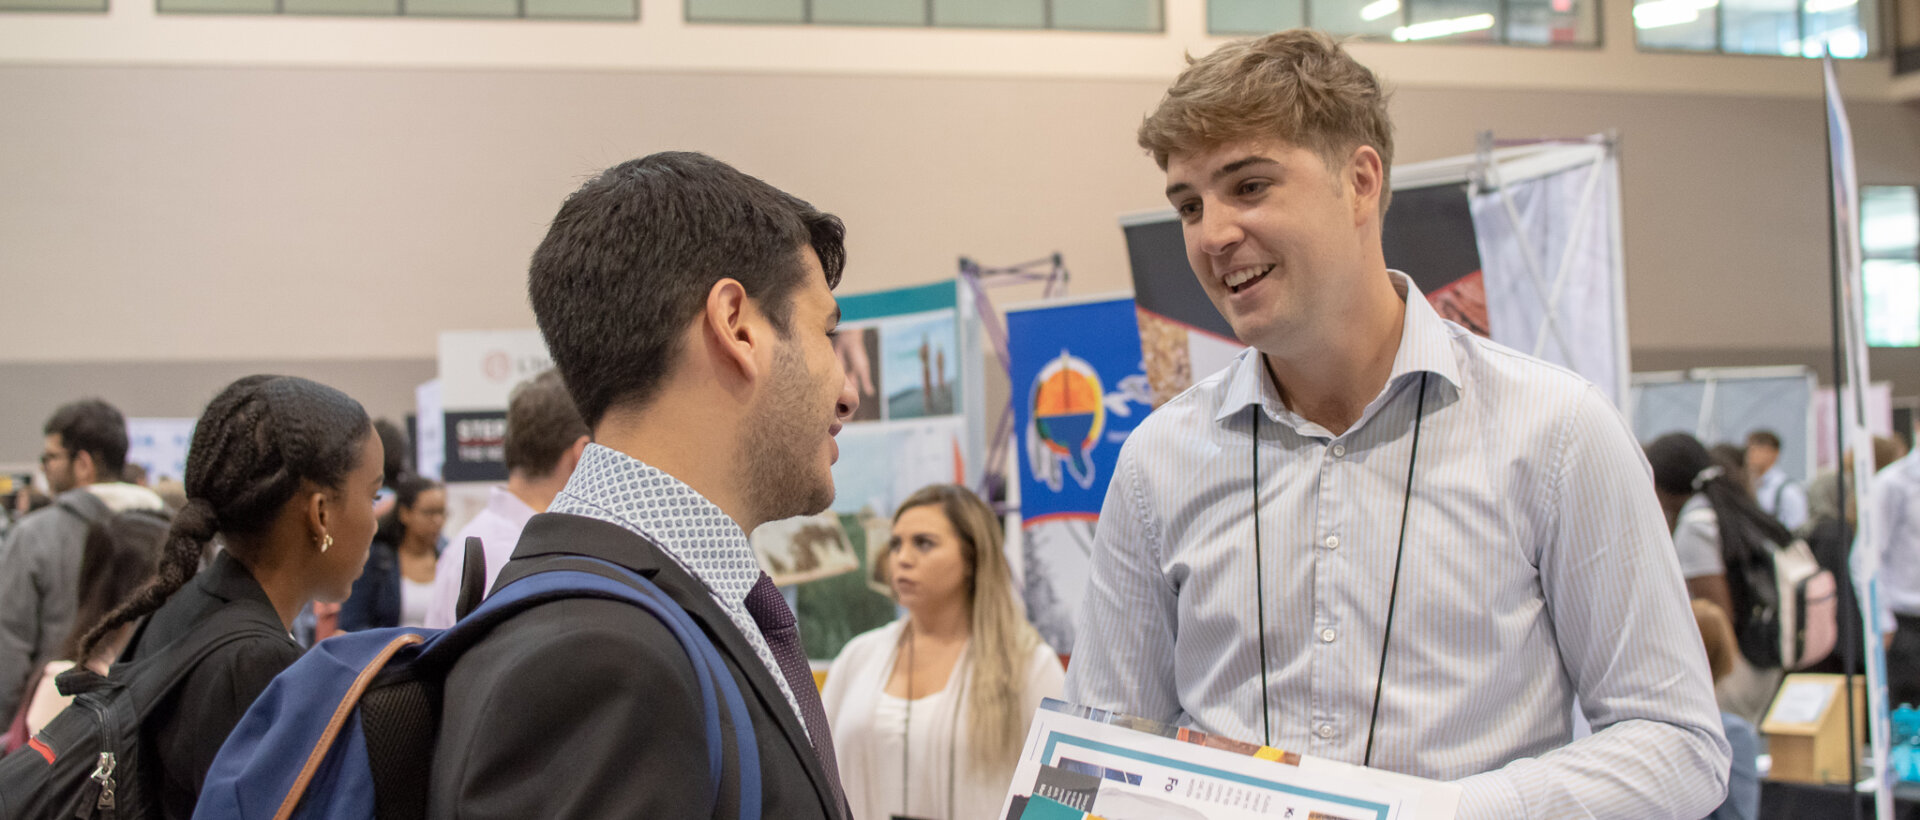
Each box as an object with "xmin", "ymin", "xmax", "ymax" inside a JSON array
[
  {"xmin": 71, "ymin": 450, "xmax": 97, "ymax": 485},
  {"xmin": 702, "ymin": 278, "xmax": 764, "ymax": 385},
  {"xmin": 1347, "ymin": 145, "xmax": 1384, "ymax": 225}
]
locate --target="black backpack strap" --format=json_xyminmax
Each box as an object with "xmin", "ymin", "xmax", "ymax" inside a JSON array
[
  {"xmin": 453, "ymin": 537, "xmax": 487, "ymax": 622},
  {"xmin": 109, "ymin": 605, "xmax": 291, "ymax": 714}
]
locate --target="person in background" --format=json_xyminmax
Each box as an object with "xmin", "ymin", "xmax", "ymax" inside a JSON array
[
  {"xmin": 123, "ymin": 462, "xmax": 149, "ymax": 487},
  {"xmin": 1708, "ymin": 443, "xmax": 1753, "ymax": 499},
  {"xmin": 339, "ymin": 474, "xmax": 445, "ymax": 631},
  {"xmin": 1863, "ymin": 442, "xmax": 1920, "ymax": 708},
  {"xmin": 1746, "ymin": 429, "xmax": 1808, "ymax": 532},
  {"xmin": 1693, "ymin": 599, "xmax": 1760, "ymax": 820},
  {"xmin": 372, "ymin": 418, "xmax": 412, "ymax": 517},
  {"xmin": 1805, "ymin": 435, "xmax": 1907, "ymax": 537},
  {"xmin": 4, "ymin": 507, "xmax": 170, "ymax": 751},
  {"xmin": 423, "ymin": 369, "xmax": 588, "ymax": 627},
  {"xmin": 83, "ymin": 374, "xmax": 382, "ymax": 820},
  {"xmin": 1647, "ymin": 432, "xmax": 1789, "ymax": 725},
  {"xmin": 1800, "ymin": 435, "xmax": 1904, "ymax": 678},
  {"xmin": 0, "ymin": 398, "xmax": 166, "ymax": 723},
  {"xmin": 823, "ymin": 484, "xmax": 1064, "ymax": 820}
]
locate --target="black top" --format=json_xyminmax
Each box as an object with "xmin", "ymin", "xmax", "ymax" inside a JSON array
[
  {"xmin": 339, "ymin": 540, "xmax": 402, "ymax": 631},
  {"xmin": 119, "ymin": 551, "xmax": 303, "ymax": 820},
  {"xmin": 429, "ymin": 513, "xmax": 848, "ymax": 820}
]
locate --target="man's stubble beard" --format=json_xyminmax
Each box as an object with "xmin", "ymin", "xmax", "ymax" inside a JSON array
[{"xmin": 741, "ymin": 342, "xmax": 836, "ymax": 527}]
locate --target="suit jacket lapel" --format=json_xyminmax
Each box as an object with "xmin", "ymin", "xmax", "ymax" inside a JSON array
[{"xmin": 504, "ymin": 513, "xmax": 842, "ymax": 818}]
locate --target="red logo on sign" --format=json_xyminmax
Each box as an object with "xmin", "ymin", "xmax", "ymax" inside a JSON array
[{"xmin": 482, "ymin": 351, "xmax": 511, "ymax": 382}]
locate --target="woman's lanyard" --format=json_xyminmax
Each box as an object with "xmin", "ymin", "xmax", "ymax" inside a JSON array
[{"xmin": 894, "ymin": 622, "xmax": 959, "ymax": 820}]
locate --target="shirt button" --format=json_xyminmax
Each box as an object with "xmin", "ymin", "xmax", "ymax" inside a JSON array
[
  {"xmin": 1324, "ymin": 535, "xmax": 1340, "ymax": 549},
  {"xmin": 1332, "ymin": 444, "xmax": 1346, "ymax": 458},
  {"xmin": 1320, "ymin": 628, "xmax": 1336, "ymax": 643},
  {"xmin": 1317, "ymin": 724, "xmax": 1335, "ymax": 739}
]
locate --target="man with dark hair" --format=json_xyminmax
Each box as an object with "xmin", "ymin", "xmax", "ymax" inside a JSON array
[
  {"xmin": 421, "ymin": 369, "xmax": 590, "ymax": 628},
  {"xmin": 0, "ymin": 398, "xmax": 164, "ymax": 721},
  {"xmin": 1067, "ymin": 31, "xmax": 1726, "ymax": 818},
  {"xmin": 430, "ymin": 152, "xmax": 856, "ymax": 819},
  {"xmin": 1745, "ymin": 429, "xmax": 1807, "ymax": 530}
]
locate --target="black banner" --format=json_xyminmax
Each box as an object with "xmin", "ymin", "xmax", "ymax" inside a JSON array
[{"xmin": 442, "ymin": 410, "xmax": 508, "ymax": 483}]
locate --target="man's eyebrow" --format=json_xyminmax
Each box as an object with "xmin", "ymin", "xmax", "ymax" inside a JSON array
[{"xmin": 1164, "ymin": 155, "xmax": 1280, "ymax": 199}]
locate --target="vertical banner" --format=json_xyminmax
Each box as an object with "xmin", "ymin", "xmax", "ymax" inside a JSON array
[
  {"xmin": 414, "ymin": 379, "xmax": 444, "ymax": 482},
  {"xmin": 770, "ymin": 280, "xmax": 985, "ymax": 660},
  {"xmin": 1005, "ymin": 295, "xmax": 1153, "ymax": 655},
  {"xmin": 1824, "ymin": 57, "xmax": 1893, "ymax": 818}
]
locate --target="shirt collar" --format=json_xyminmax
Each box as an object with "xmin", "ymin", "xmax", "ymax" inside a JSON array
[
  {"xmin": 486, "ymin": 485, "xmax": 540, "ymax": 527},
  {"xmin": 1215, "ymin": 270, "xmax": 1462, "ymax": 424},
  {"xmin": 550, "ymin": 443, "xmax": 758, "ymax": 609}
]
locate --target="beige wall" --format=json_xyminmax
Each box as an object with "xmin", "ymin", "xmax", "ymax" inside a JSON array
[
  {"xmin": 3, "ymin": 65, "xmax": 1916, "ymax": 357},
  {"xmin": 1, "ymin": 22, "xmax": 1917, "ymax": 454}
]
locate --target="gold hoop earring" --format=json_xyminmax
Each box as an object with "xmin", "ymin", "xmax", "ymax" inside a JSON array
[{"xmin": 320, "ymin": 534, "xmax": 333, "ymax": 554}]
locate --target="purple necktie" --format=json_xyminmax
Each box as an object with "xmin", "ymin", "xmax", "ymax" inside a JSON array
[{"xmin": 743, "ymin": 572, "xmax": 847, "ymax": 813}]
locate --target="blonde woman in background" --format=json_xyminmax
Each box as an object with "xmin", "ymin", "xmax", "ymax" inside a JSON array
[{"xmin": 822, "ymin": 484, "xmax": 1064, "ymax": 820}]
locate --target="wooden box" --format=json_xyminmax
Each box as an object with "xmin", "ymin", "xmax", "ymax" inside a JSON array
[{"xmin": 1762, "ymin": 673, "xmax": 1867, "ymax": 784}]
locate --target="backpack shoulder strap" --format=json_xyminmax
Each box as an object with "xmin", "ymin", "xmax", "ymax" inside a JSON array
[
  {"xmin": 273, "ymin": 633, "xmax": 424, "ymax": 820},
  {"xmin": 106, "ymin": 603, "xmax": 288, "ymax": 712}
]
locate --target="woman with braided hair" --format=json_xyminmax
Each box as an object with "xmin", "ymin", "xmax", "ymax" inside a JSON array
[
  {"xmin": 74, "ymin": 374, "xmax": 384, "ymax": 820},
  {"xmin": 1646, "ymin": 431, "xmax": 1792, "ymax": 727}
]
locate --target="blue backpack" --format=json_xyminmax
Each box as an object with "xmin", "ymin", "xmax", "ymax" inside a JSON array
[{"xmin": 190, "ymin": 556, "xmax": 761, "ymax": 820}]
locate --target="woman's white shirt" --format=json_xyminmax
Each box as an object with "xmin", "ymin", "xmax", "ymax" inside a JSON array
[{"xmin": 821, "ymin": 619, "xmax": 1065, "ymax": 820}]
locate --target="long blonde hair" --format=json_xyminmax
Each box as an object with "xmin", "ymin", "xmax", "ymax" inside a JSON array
[{"xmin": 891, "ymin": 484, "xmax": 1040, "ymax": 775}]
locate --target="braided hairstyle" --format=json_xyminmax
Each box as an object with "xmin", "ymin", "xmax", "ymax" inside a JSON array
[
  {"xmin": 1647, "ymin": 432, "xmax": 1795, "ymax": 665},
  {"xmin": 78, "ymin": 375, "xmax": 370, "ymax": 661}
]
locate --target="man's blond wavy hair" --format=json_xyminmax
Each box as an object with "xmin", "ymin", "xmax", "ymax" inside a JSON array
[{"xmin": 1138, "ymin": 29, "xmax": 1396, "ymax": 214}]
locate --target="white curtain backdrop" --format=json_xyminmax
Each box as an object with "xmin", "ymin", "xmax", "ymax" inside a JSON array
[{"xmin": 1470, "ymin": 149, "xmax": 1625, "ymax": 407}]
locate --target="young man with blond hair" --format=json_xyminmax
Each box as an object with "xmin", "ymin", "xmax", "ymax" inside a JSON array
[{"xmin": 1066, "ymin": 31, "xmax": 1728, "ymax": 818}]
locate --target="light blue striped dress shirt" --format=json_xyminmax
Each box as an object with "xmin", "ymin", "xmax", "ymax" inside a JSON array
[{"xmin": 1065, "ymin": 273, "xmax": 1729, "ymax": 818}]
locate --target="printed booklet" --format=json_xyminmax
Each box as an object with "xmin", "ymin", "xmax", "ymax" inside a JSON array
[{"xmin": 1000, "ymin": 700, "xmax": 1460, "ymax": 820}]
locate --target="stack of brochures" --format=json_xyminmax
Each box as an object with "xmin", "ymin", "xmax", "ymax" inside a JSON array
[{"xmin": 1000, "ymin": 699, "xmax": 1460, "ymax": 820}]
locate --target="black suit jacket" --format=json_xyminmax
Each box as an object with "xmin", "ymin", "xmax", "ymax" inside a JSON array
[{"xmin": 428, "ymin": 513, "xmax": 846, "ymax": 820}]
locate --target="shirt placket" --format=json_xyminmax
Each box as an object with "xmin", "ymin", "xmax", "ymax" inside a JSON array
[{"xmin": 1309, "ymin": 434, "xmax": 1348, "ymax": 753}]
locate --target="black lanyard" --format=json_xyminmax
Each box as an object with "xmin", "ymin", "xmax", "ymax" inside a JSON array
[{"xmin": 1250, "ymin": 370, "xmax": 1429, "ymax": 767}]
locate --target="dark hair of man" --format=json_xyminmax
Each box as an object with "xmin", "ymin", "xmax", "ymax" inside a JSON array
[
  {"xmin": 1746, "ymin": 429, "xmax": 1783, "ymax": 451},
  {"xmin": 1707, "ymin": 442, "xmax": 1752, "ymax": 497},
  {"xmin": 59, "ymin": 509, "xmax": 171, "ymax": 662},
  {"xmin": 77, "ymin": 375, "xmax": 370, "ymax": 661},
  {"xmin": 374, "ymin": 418, "xmax": 412, "ymax": 488},
  {"xmin": 44, "ymin": 399, "xmax": 130, "ymax": 478},
  {"xmin": 528, "ymin": 151, "xmax": 847, "ymax": 429},
  {"xmin": 1646, "ymin": 432, "xmax": 1795, "ymax": 663},
  {"xmin": 504, "ymin": 370, "xmax": 589, "ymax": 478},
  {"xmin": 375, "ymin": 473, "xmax": 441, "ymax": 548}
]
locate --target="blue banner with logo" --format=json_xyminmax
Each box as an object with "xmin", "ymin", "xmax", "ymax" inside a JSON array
[{"xmin": 1007, "ymin": 295, "xmax": 1153, "ymax": 524}]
